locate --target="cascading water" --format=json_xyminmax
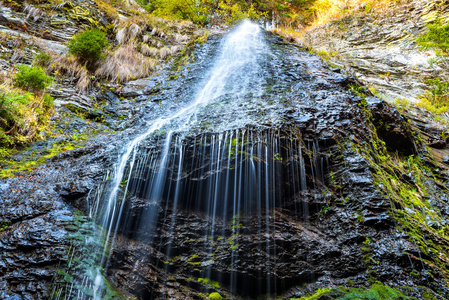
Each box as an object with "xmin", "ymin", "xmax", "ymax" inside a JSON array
[{"xmin": 53, "ymin": 20, "xmax": 328, "ymax": 299}]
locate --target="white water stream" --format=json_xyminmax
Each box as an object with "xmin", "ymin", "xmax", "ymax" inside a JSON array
[{"xmin": 85, "ymin": 20, "xmax": 270, "ymax": 299}]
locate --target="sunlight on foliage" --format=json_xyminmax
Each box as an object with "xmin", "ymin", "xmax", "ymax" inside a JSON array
[
  {"xmin": 417, "ymin": 18, "xmax": 449, "ymax": 56},
  {"xmin": 417, "ymin": 78, "xmax": 449, "ymax": 115},
  {"xmin": 309, "ymin": 0, "xmax": 394, "ymax": 26},
  {"xmin": 216, "ymin": 0, "xmax": 266, "ymax": 24},
  {"xmin": 137, "ymin": 0, "xmax": 267, "ymax": 25},
  {"xmin": 145, "ymin": 0, "xmax": 211, "ymax": 25},
  {"xmin": 391, "ymin": 98, "xmax": 411, "ymax": 113}
]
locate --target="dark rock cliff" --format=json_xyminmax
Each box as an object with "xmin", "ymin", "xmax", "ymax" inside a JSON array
[{"xmin": 1, "ymin": 3, "xmax": 449, "ymax": 300}]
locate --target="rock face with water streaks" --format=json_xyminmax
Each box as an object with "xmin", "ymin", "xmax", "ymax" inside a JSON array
[
  {"xmin": 99, "ymin": 38, "xmax": 447, "ymax": 299},
  {"xmin": 1, "ymin": 18, "xmax": 449, "ymax": 300}
]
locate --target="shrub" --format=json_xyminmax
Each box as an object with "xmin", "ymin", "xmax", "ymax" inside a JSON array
[
  {"xmin": 14, "ymin": 64, "xmax": 53, "ymax": 92},
  {"xmin": 47, "ymin": 53, "xmax": 91, "ymax": 91},
  {"xmin": 0, "ymin": 90, "xmax": 33, "ymax": 146},
  {"xmin": 67, "ymin": 28, "xmax": 110, "ymax": 65},
  {"xmin": 427, "ymin": 78, "xmax": 449, "ymax": 100},
  {"xmin": 0, "ymin": 91, "xmax": 30, "ymax": 128},
  {"xmin": 0, "ymin": 87, "xmax": 54, "ymax": 148},
  {"xmin": 417, "ymin": 18, "xmax": 449, "ymax": 56},
  {"xmin": 391, "ymin": 98, "xmax": 410, "ymax": 113}
]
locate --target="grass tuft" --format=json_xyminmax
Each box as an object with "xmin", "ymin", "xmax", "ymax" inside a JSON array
[
  {"xmin": 95, "ymin": 43, "xmax": 156, "ymax": 82},
  {"xmin": 48, "ymin": 53, "xmax": 91, "ymax": 91}
]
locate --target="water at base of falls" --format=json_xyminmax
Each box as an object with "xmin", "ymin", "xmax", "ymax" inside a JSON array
[{"xmin": 51, "ymin": 20, "xmax": 328, "ymax": 299}]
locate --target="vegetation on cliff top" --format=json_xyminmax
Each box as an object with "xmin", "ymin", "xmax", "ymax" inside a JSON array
[{"xmin": 136, "ymin": 0, "xmax": 312, "ymax": 26}]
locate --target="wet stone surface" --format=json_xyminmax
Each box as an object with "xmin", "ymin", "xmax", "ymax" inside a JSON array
[{"xmin": 0, "ymin": 23, "xmax": 448, "ymax": 300}]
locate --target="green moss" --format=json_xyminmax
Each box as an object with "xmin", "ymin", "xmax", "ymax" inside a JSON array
[
  {"xmin": 349, "ymin": 83, "xmax": 373, "ymax": 100},
  {"xmin": 421, "ymin": 288, "xmax": 437, "ymax": 300},
  {"xmin": 338, "ymin": 94, "xmax": 449, "ymax": 284},
  {"xmin": 291, "ymin": 288, "xmax": 332, "ymax": 300},
  {"xmin": 417, "ymin": 18, "xmax": 449, "ymax": 56},
  {"xmin": 198, "ymin": 277, "xmax": 220, "ymax": 289},
  {"xmin": 230, "ymin": 214, "xmax": 242, "ymax": 230},
  {"xmin": 370, "ymin": 152, "xmax": 449, "ymax": 279},
  {"xmin": 2, "ymin": 0, "xmax": 21, "ymax": 9},
  {"xmin": 0, "ymin": 139, "xmax": 77, "ymax": 178},
  {"xmin": 357, "ymin": 209, "xmax": 364, "ymax": 222},
  {"xmin": 0, "ymin": 221, "xmax": 11, "ymax": 231},
  {"xmin": 208, "ymin": 292, "xmax": 223, "ymax": 300},
  {"xmin": 171, "ymin": 30, "xmax": 209, "ymax": 72},
  {"xmin": 338, "ymin": 283, "xmax": 409, "ymax": 299},
  {"xmin": 0, "ymin": 122, "xmax": 105, "ymax": 178},
  {"xmin": 359, "ymin": 237, "xmax": 379, "ymax": 283},
  {"xmin": 293, "ymin": 284, "xmax": 410, "ymax": 300},
  {"xmin": 0, "ymin": 155, "xmax": 45, "ymax": 178},
  {"xmin": 187, "ymin": 254, "xmax": 202, "ymax": 265},
  {"xmin": 188, "ymin": 254, "xmax": 199, "ymax": 260},
  {"xmin": 52, "ymin": 210, "xmax": 128, "ymax": 300},
  {"xmin": 410, "ymin": 271, "xmax": 420, "ymax": 277}
]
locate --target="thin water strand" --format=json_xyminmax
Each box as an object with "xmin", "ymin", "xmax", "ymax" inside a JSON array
[{"xmin": 78, "ymin": 20, "xmax": 270, "ymax": 300}]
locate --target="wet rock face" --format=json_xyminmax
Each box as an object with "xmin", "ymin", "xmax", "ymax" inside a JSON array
[
  {"xmin": 0, "ymin": 0, "xmax": 105, "ymax": 43},
  {"xmin": 104, "ymin": 126, "xmax": 436, "ymax": 299},
  {"xmin": 108, "ymin": 209, "xmax": 366, "ymax": 299},
  {"xmin": 0, "ymin": 25, "xmax": 448, "ymax": 300},
  {"xmin": 0, "ymin": 176, "xmax": 70, "ymax": 299},
  {"xmin": 367, "ymin": 97, "xmax": 417, "ymax": 155},
  {"xmin": 100, "ymin": 34, "xmax": 447, "ymax": 299},
  {"xmin": 0, "ymin": 134, "xmax": 119, "ymax": 299}
]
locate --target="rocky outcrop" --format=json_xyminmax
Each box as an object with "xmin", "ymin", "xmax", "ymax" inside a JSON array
[
  {"xmin": 0, "ymin": 134, "xmax": 116, "ymax": 299},
  {"xmin": 301, "ymin": 0, "xmax": 449, "ymax": 103},
  {"xmin": 0, "ymin": 10, "xmax": 448, "ymax": 300}
]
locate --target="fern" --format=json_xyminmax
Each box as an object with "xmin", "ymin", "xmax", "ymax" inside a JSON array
[{"xmin": 417, "ymin": 18, "xmax": 449, "ymax": 55}]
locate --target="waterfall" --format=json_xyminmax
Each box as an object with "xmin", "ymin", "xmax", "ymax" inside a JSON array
[{"xmin": 54, "ymin": 20, "xmax": 328, "ymax": 299}]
